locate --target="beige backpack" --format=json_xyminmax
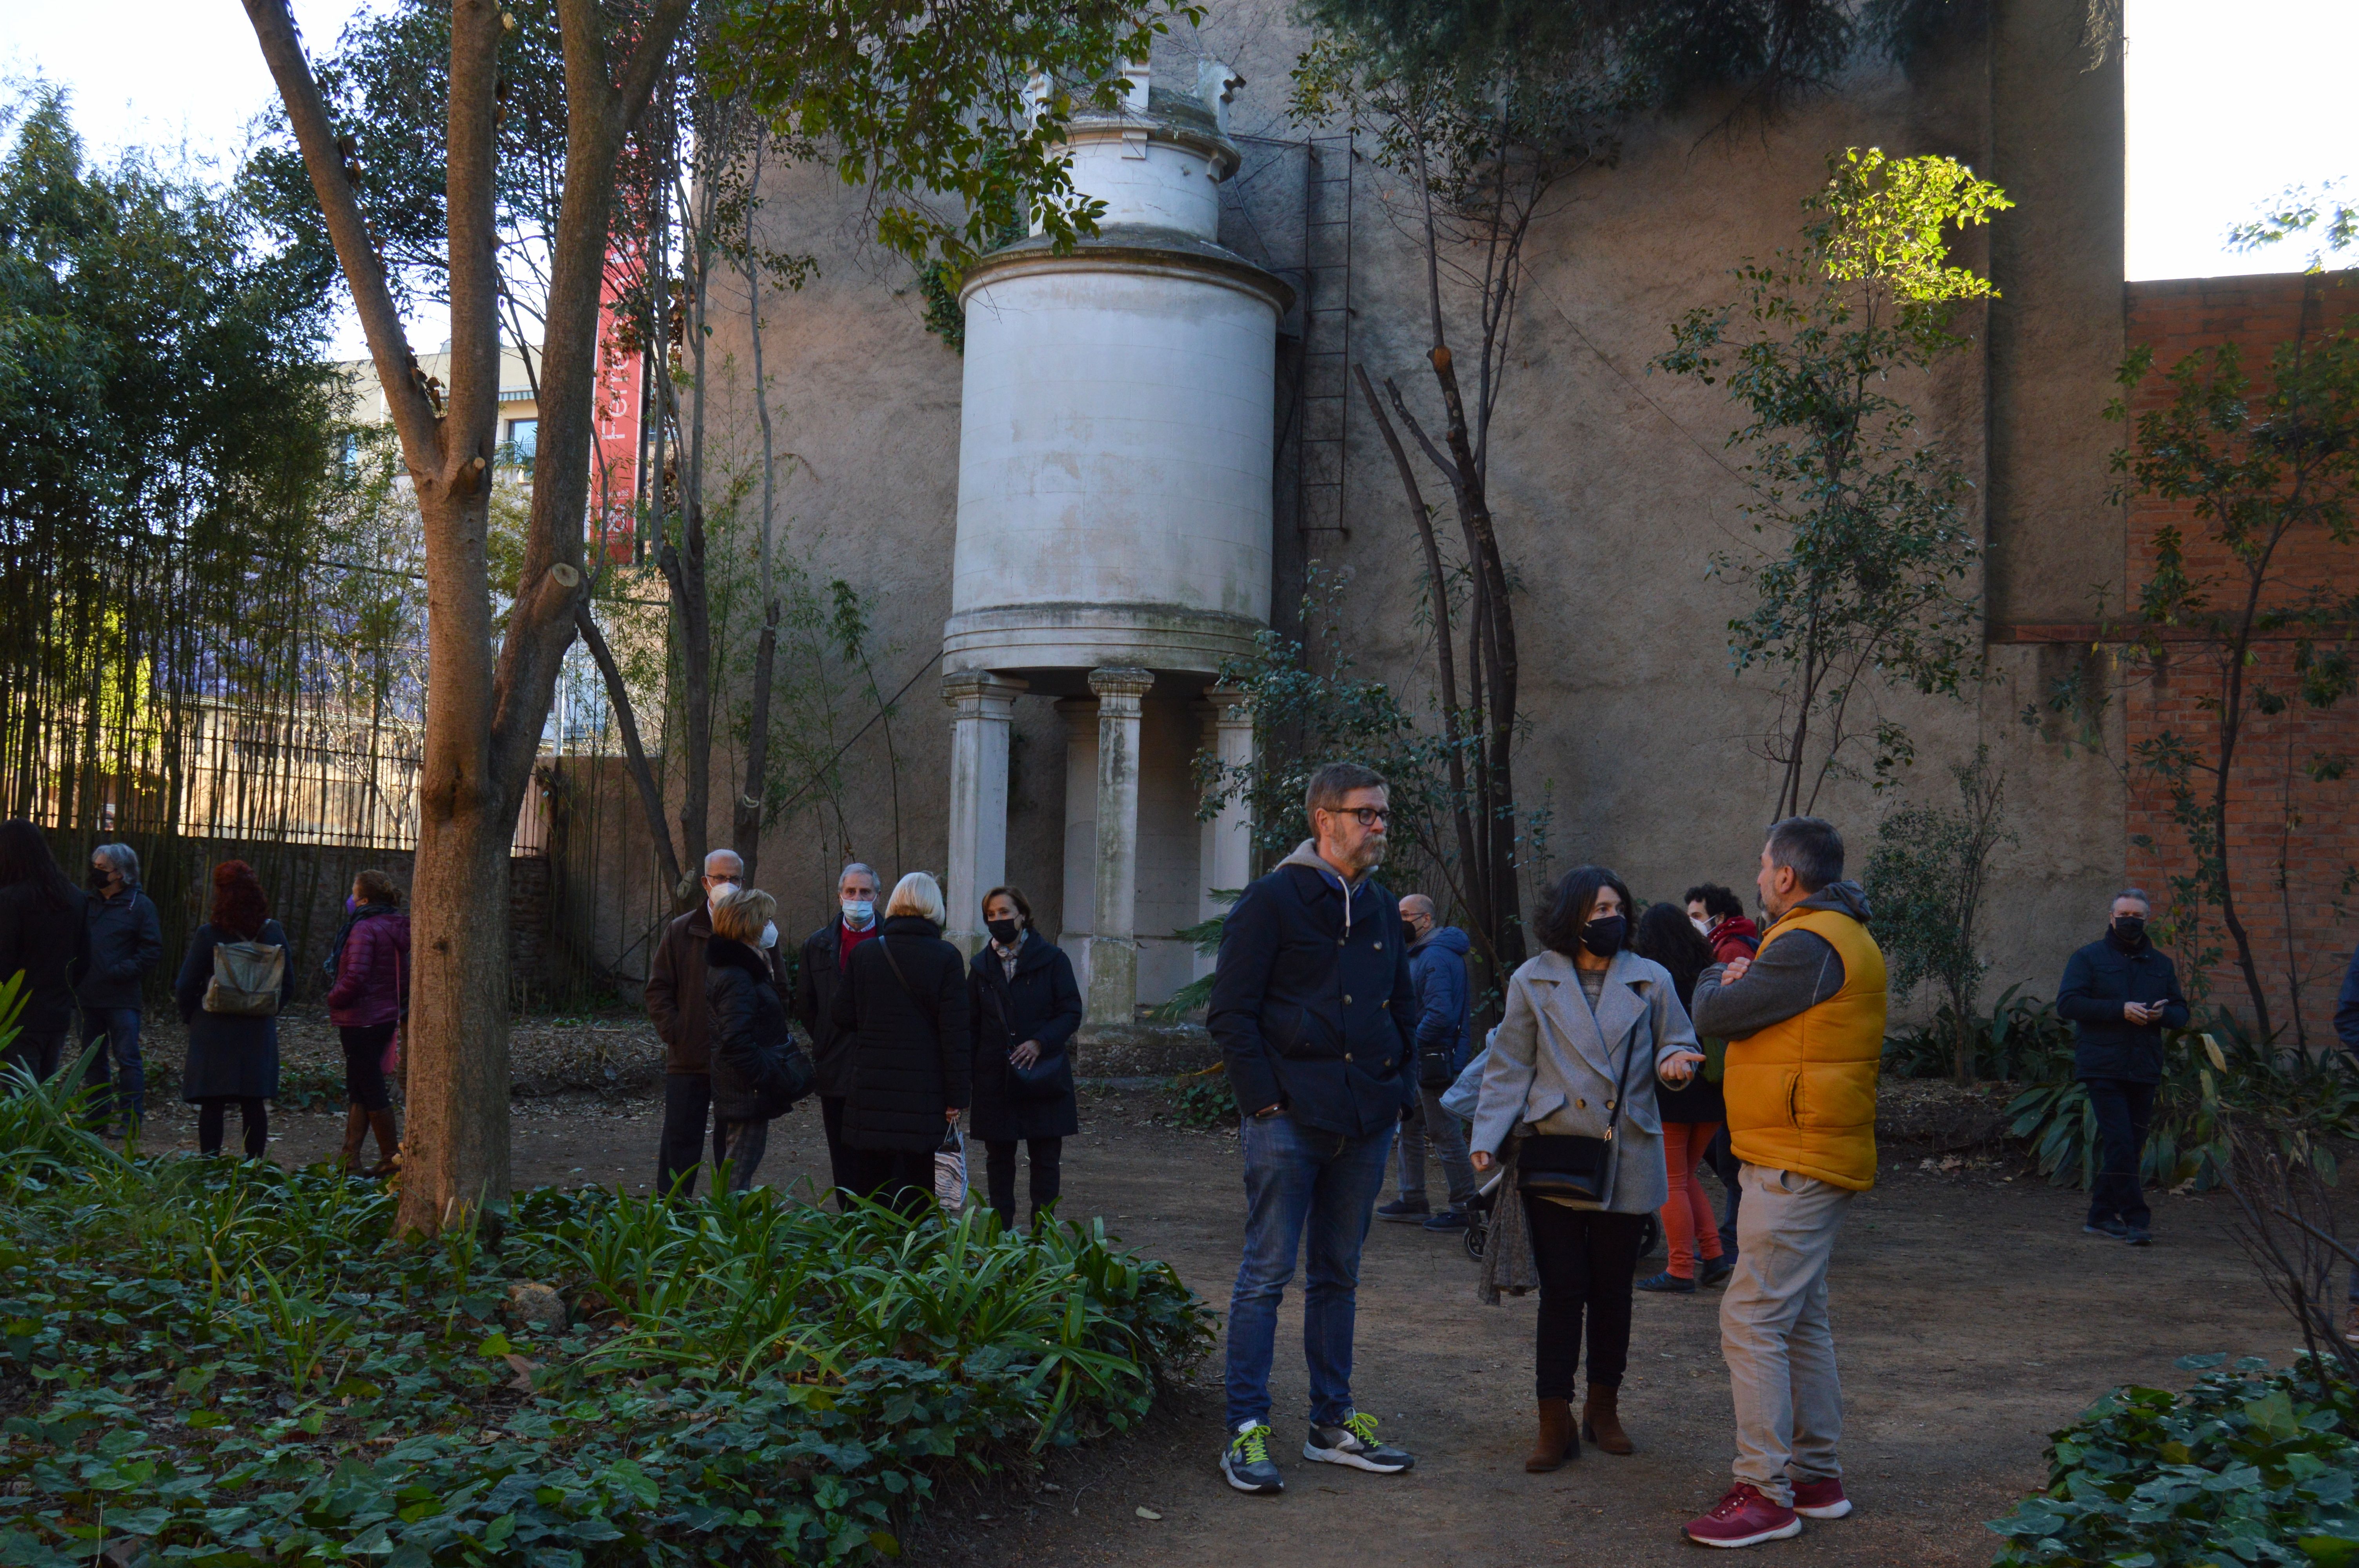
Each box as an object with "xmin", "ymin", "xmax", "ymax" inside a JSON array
[{"xmin": 203, "ymin": 937, "xmax": 285, "ymax": 1016}]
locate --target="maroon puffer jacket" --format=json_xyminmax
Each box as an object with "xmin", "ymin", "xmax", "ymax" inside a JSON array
[{"xmin": 327, "ymin": 911, "xmax": 411, "ymax": 1027}]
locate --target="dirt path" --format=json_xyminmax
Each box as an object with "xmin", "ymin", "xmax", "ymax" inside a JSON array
[{"xmin": 137, "ymin": 1078, "xmax": 2288, "ymax": 1567}]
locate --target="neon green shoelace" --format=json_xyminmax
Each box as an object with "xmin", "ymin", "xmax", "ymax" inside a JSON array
[
  {"xmin": 1342, "ymin": 1411, "xmax": 1381, "ymax": 1446},
  {"xmin": 1232, "ymin": 1424, "xmax": 1271, "ymax": 1463}
]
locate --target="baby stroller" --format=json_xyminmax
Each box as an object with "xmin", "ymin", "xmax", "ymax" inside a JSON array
[{"xmin": 1463, "ymin": 1168, "xmax": 1506, "ymax": 1262}]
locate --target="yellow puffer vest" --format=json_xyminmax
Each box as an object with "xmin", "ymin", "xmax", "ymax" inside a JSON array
[{"xmin": 1723, "ymin": 907, "xmax": 1887, "ymax": 1191}]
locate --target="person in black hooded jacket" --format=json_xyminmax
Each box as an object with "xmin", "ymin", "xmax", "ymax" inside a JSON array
[
  {"xmin": 702, "ymin": 888, "xmax": 814, "ymax": 1193},
  {"xmin": 831, "ymin": 871, "xmax": 970, "ymax": 1211},
  {"xmin": 967, "ymin": 885, "xmax": 1083, "ymax": 1230},
  {"xmin": 0, "ymin": 820, "xmax": 86, "ymax": 1085},
  {"xmin": 2057, "ymin": 888, "xmax": 2189, "ymax": 1245}
]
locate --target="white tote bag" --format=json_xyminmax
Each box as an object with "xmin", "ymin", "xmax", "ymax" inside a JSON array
[{"xmin": 934, "ymin": 1125, "xmax": 968, "ymax": 1212}]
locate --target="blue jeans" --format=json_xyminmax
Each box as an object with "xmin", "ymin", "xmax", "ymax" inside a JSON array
[
  {"xmin": 1224, "ymin": 1111, "xmax": 1395, "ymax": 1430},
  {"xmin": 2083, "ymin": 1077, "xmax": 2155, "ymax": 1229},
  {"xmin": 80, "ymin": 1008, "xmax": 145, "ymax": 1124}
]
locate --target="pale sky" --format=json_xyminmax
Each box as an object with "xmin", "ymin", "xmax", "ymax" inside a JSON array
[{"xmin": 2, "ymin": 0, "xmax": 2352, "ymax": 346}]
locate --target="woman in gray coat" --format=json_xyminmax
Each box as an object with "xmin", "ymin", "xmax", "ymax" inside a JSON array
[{"xmin": 1471, "ymin": 866, "xmax": 1703, "ymax": 1470}]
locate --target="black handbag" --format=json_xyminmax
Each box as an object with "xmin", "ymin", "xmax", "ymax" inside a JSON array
[
  {"xmin": 981, "ymin": 966, "xmax": 1071, "ymax": 1103},
  {"xmin": 1515, "ymin": 1008, "xmax": 1640, "ymax": 1205}
]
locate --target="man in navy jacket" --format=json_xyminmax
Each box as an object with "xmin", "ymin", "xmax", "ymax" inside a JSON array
[
  {"xmin": 2056, "ymin": 888, "xmax": 2189, "ymax": 1246},
  {"xmin": 1208, "ymin": 761, "xmax": 1419, "ymax": 1496}
]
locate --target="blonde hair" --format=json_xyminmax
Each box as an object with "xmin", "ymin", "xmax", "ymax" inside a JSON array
[
  {"xmin": 885, "ymin": 870, "xmax": 945, "ymax": 924},
  {"xmin": 711, "ymin": 886, "xmax": 777, "ymax": 944}
]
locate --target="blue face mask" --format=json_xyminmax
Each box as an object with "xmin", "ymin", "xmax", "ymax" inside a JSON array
[
  {"xmin": 842, "ymin": 898, "xmax": 875, "ymax": 928},
  {"xmin": 346, "ymin": 895, "xmax": 358, "ymax": 912}
]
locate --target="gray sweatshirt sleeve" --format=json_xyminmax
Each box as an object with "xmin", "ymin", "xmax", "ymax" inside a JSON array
[{"xmin": 1690, "ymin": 931, "xmax": 1846, "ymax": 1040}]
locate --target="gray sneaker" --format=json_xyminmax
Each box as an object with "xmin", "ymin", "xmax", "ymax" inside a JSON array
[
  {"xmin": 1220, "ymin": 1419, "xmax": 1284, "ymax": 1495},
  {"xmin": 1304, "ymin": 1410, "xmax": 1414, "ymax": 1474}
]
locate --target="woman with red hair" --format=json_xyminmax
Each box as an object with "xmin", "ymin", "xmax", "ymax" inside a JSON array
[{"xmin": 174, "ymin": 860, "xmax": 294, "ymax": 1157}]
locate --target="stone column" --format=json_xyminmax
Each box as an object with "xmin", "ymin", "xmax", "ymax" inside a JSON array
[
  {"xmin": 1055, "ymin": 697, "xmax": 1099, "ymax": 989},
  {"xmin": 941, "ymin": 671, "xmax": 1027, "ymax": 955},
  {"xmin": 1087, "ymin": 667, "xmax": 1154, "ymax": 1025},
  {"xmin": 1196, "ymin": 686, "xmax": 1255, "ymax": 979}
]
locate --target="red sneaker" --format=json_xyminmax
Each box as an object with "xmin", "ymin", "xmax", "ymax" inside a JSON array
[
  {"xmin": 1790, "ymin": 1477, "xmax": 1851, "ymax": 1519},
  {"xmin": 1685, "ymin": 1483, "xmax": 1803, "ymax": 1548}
]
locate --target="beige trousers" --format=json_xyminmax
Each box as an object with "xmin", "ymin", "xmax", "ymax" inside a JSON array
[{"xmin": 1719, "ymin": 1161, "xmax": 1855, "ymax": 1505}]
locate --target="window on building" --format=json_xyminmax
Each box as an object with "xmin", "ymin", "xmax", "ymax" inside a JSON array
[{"xmin": 506, "ymin": 418, "xmax": 538, "ymax": 462}]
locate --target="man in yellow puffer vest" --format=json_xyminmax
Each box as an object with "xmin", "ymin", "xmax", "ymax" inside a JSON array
[{"xmin": 1679, "ymin": 817, "xmax": 1886, "ymax": 1550}]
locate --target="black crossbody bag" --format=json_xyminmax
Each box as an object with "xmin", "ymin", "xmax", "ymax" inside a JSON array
[{"xmin": 1515, "ymin": 1008, "xmax": 1639, "ymax": 1205}]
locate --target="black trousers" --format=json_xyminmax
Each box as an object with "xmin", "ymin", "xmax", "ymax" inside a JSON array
[
  {"xmin": 1705, "ymin": 1124, "xmax": 1742, "ymax": 1256},
  {"xmin": 338, "ymin": 1023, "xmax": 395, "ymax": 1111},
  {"xmin": 819, "ymin": 1094, "xmax": 858, "ymax": 1204},
  {"xmin": 984, "ymin": 1136, "xmax": 1062, "ymax": 1227},
  {"xmin": 196, "ymin": 1097, "xmax": 268, "ymax": 1158},
  {"xmin": 0, "ymin": 1029, "xmax": 64, "ymax": 1087},
  {"xmin": 1524, "ymin": 1203, "xmax": 1646, "ymax": 1400},
  {"xmin": 845, "ymin": 1144, "xmax": 936, "ymax": 1216},
  {"xmin": 655, "ymin": 1073, "xmax": 727, "ymax": 1198},
  {"xmin": 2084, "ymin": 1076, "xmax": 2157, "ymax": 1228}
]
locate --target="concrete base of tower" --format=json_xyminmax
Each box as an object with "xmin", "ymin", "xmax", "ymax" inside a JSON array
[{"xmin": 940, "ymin": 601, "xmax": 1264, "ymax": 679}]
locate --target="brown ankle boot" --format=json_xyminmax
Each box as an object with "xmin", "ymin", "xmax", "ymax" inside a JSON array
[
  {"xmin": 336, "ymin": 1106, "xmax": 370, "ymax": 1170},
  {"xmin": 1525, "ymin": 1397, "xmax": 1578, "ymax": 1472},
  {"xmin": 364, "ymin": 1110, "xmax": 402, "ymax": 1178},
  {"xmin": 1582, "ymin": 1385, "xmax": 1634, "ymax": 1454}
]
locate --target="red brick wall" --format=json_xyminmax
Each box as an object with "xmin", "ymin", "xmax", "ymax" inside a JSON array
[{"xmin": 2120, "ymin": 273, "xmax": 2359, "ymax": 1044}]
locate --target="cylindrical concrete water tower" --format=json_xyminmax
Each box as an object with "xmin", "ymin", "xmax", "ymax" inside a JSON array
[{"xmin": 938, "ymin": 61, "xmax": 1287, "ymax": 1026}]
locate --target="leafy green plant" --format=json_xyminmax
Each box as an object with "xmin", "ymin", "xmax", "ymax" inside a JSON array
[
  {"xmin": 1988, "ymin": 1356, "xmax": 2359, "ymax": 1566},
  {"xmin": 0, "ymin": 1129, "xmax": 1212, "ymax": 1566},
  {"xmin": 1656, "ymin": 147, "xmax": 2009, "ymax": 818},
  {"xmin": 2003, "ymin": 1013, "xmax": 2359, "ymax": 1193},
  {"xmin": 1164, "ymin": 1067, "xmax": 1238, "ymax": 1132},
  {"xmin": 1864, "ymin": 748, "xmax": 2013, "ymax": 1082},
  {"xmin": 1883, "ymin": 983, "xmax": 2072, "ymax": 1083}
]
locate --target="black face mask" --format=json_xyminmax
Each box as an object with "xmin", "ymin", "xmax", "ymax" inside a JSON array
[
  {"xmin": 87, "ymin": 868, "xmax": 113, "ymax": 892},
  {"xmin": 1580, "ymin": 915, "xmax": 1626, "ymax": 959},
  {"xmin": 2109, "ymin": 915, "xmax": 2147, "ymax": 949},
  {"xmin": 1401, "ymin": 919, "xmax": 1421, "ymax": 948},
  {"xmin": 986, "ymin": 917, "xmax": 1022, "ymax": 946}
]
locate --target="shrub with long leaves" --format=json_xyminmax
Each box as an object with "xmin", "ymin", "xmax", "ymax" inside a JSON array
[
  {"xmin": 0, "ymin": 1107, "xmax": 1211, "ymax": 1566},
  {"xmin": 2004, "ymin": 1010, "xmax": 2359, "ymax": 1194}
]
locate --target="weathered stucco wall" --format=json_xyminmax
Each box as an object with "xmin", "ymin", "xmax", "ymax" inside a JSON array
[{"xmin": 707, "ymin": 0, "xmax": 2137, "ymax": 1014}]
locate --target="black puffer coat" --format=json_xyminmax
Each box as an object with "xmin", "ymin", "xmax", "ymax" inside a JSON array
[
  {"xmin": 176, "ymin": 921, "xmax": 294, "ymax": 1101},
  {"xmin": 831, "ymin": 915, "xmax": 971, "ymax": 1152},
  {"xmin": 967, "ymin": 931, "xmax": 1083, "ymax": 1142},
  {"xmin": 703, "ymin": 937, "xmax": 813, "ymax": 1123}
]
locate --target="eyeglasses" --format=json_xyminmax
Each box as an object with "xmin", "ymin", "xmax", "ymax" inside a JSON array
[{"xmin": 1323, "ymin": 806, "xmax": 1391, "ymax": 827}]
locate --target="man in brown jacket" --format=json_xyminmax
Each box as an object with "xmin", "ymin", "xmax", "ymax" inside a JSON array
[{"xmin": 645, "ymin": 848, "xmax": 745, "ymax": 1196}]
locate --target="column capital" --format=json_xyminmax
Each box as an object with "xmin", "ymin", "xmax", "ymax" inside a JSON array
[
  {"xmin": 1203, "ymin": 684, "xmax": 1253, "ymax": 724},
  {"xmin": 941, "ymin": 670, "xmax": 1028, "ymax": 713},
  {"xmin": 1087, "ymin": 666, "xmax": 1155, "ymax": 705}
]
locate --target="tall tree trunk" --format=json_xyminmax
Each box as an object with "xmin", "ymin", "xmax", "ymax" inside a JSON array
[
  {"xmin": 243, "ymin": 0, "xmax": 691, "ymax": 1233},
  {"xmin": 734, "ymin": 143, "xmax": 780, "ymax": 886}
]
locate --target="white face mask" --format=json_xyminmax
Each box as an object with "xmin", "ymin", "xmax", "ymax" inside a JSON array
[
  {"xmin": 1690, "ymin": 915, "xmax": 1712, "ymax": 938},
  {"xmin": 759, "ymin": 920, "xmax": 778, "ymax": 951},
  {"xmin": 709, "ymin": 880, "xmax": 740, "ymax": 908},
  {"xmin": 841, "ymin": 897, "xmax": 875, "ymax": 928}
]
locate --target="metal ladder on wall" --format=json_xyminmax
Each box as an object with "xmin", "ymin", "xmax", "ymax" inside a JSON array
[{"xmin": 1297, "ymin": 134, "xmax": 1355, "ymax": 540}]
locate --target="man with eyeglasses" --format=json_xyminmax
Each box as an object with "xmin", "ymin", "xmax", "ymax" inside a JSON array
[{"xmin": 1208, "ymin": 761, "xmax": 1421, "ymax": 1496}]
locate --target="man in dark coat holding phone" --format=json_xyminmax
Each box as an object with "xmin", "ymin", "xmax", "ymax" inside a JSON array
[{"xmin": 2056, "ymin": 888, "xmax": 2190, "ymax": 1247}]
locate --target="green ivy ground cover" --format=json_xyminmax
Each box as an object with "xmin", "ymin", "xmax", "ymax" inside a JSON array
[
  {"xmin": 1988, "ymin": 1356, "xmax": 2359, "ymax": 1566},
  {"xmin": 0, "ymin": 1079, "xmax": 1212, "ymax": 1566}
]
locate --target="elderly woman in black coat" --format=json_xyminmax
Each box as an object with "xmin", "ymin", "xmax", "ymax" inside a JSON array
[
  {"xmin": 701, "ymin": 887, "xmax": 813, "ymax": 1193},
  {"xmin": 176, "ymin": 860, "xmax": 295, "ymax": 1157},
  {"xmin": 831, "ymin": 871, "xmax": 970, "ymax": 1212},
  {"xmin": 967, "ymin": 885, "xmax": 1083, "ymax": 1231}
]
